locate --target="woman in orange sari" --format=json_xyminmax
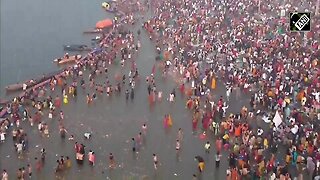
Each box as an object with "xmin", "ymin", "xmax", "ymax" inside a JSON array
[
  {"xmin": 231, "ymin": 167, "xmax": 239, "ymax": 180},
  {"xmin": 211, "ymin": 77, "xmax": 216, "ymax": 90},
  {"xmin": 296, "ymin": 90, "xmax": 304, "ymax": 102},
  {"xmin": 234, "ymin": 125, "xmax": 241, "ymax": 138}
]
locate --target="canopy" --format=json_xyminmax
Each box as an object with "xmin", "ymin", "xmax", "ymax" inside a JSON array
[{"xmin": 96, "ymin": 19, "xmax": 113, "ymax": 29}]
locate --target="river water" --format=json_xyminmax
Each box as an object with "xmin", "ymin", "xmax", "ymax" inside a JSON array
[
  {"xmin": 0, "ymin": 0, "xmax": 257, "ymax": 179},
  {"xmin": 0, "ymin": 0, "xmax": 112, "ymax": 96}
]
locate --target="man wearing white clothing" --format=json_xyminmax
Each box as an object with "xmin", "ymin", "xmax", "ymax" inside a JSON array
[
  {"xmin": 22, "ymin": 83, "xmax": 27, "ymax": 91},
  {"xmin": 2, "ymin": 169, "xmax": 8, "ymax": 180}
]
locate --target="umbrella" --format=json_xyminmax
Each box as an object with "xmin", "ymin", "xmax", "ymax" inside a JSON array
[
  {"xmin": 195, "ymin": 156, "xmax": 204, "ymax": 162},
  {"xmin": 96, "ymin": 19, "xmax": 113, "ymax": 29}
]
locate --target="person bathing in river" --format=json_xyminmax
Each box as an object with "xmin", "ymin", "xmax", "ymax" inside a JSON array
[
  {"xmin": 108, "ymin": 153, "xmax": 116, "ymax": 169},
  {"xmin": 130, "ymin": 89, "xmax": 134, "ymax": 100},
  {"xmin": 64, "ymin": 53, "xmax": 69, "ymax": 59}
]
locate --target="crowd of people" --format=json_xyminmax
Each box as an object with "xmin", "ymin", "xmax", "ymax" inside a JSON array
[
  {"xmin": 1, "ymin": 0, "xmax": 320, "ymax": 179},
  {"xmin": 144, "ymin": 0, "xmax": 320, "ymax": 178}
]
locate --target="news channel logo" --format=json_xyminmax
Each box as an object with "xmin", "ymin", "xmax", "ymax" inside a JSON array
[{"xmin": 290, "ymin": 12, "xmax": 311, "ymax": 32}]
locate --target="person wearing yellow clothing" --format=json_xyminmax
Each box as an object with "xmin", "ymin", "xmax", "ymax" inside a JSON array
[
  {"xmin": 267, "ymin": 90, "xmax": 274, "ymax": 97},
  {"xmin": 211, "ymin": 77, "xmax": 216, "ymax": 90},
  {"xmin": 223, "ymin": 133, "xmax": 229, "ymax": 141},
  {"xmin": 198, "ymin": 162, "xmax": 205, "ymax": 172},
  {"xmin": 263, "ymin": 138, "xmax": 269, "ymax": 149},
  {"xmin": 195, "ymin": 156, "xmax": 205, "ymax": 172},
  {"xmin": 63, "ymin": 95, "xmax": 68, "ymax": 104}
]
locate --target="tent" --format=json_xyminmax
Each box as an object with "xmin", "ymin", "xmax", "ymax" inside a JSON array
[
  {"xmin": 272, "ymin": 111, "xmax": 282, "ymax": 128},
  {"xmin": 96, "ymin": 19, "xmax": 113, "ymax": 29}
]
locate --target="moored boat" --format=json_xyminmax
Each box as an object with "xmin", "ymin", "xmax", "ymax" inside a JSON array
[
  {"xmin": 83, "ymin": 29, "xmax": 103, "ymax": 34},
  {"xmin": 53, "ymin": 55, "xmax": 82, "ymax": 65},
  {"xmin": 63, "ymin": 45, "xmax": 91, "ymax": 51},
  {"xmin": 5, "ymin": 79, "xmax": 36, "ymax": 92}
]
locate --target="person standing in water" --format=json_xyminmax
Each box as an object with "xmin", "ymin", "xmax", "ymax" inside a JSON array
[
  {"xmin": 130, "ymin": 89, "xmax": 134, "ymax": 100},
  {"xmin": 177, "ymin": 128, "xmax": 183, "ymax": 141},
  {"xmin": 142, "ymin": 123, "xmax": 147, "ymax": 135},
  {"xmin": 27, "ymin": 164, "xmax": 32, "ymax": 179},
  {"xmin": 132, "ymin": 138, "xmax": 136, "ymax": 152},
  {"xmin": 204, "ymin": 141, "xmax": 211, "ymax": 153},
  {"xmin": 175, "ymin": 139, "xmax": 181, "ymax": 153},
  {"xmin": 215, "ymin": 152, "xmax": 222, "ymax": 168},
  {"xmin": 137, "ymin": 132, "xmax": 143, "ymax": 148},
  {"xmin": 2, "ymin": 169, "xmax": 8, "ymax": 180},
  {"xmin": 65, "ymin": 156, "xmax": 71, "ymax": 169},
  {"xmin": 153, "ymin": 154, "xmax": 158, "ymax": 170},
  {"xmin": 109, "ymin": 153, "xmax": 115, "ymax": 169},
  {"xmin": 40, "ymin": 148, "xmax": 46, "ymax": 162},
  {"xmin": 125, "ymin": 90, "xmax": 129, "ymax": 101},
  {"xmin": 88, "ymin": 151, "xmax": 95, "ymax": 166}
]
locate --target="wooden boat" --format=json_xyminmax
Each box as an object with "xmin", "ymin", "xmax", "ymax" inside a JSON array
[
  {"xmin": 5, "ymin": 79, "xmax": 36, "ymax": 92},
  {"xmin": 83, "ymin": 29, "xmax": 103, "ymax": 34},
  {"xmin": 53, "ymin": 55, "xmax": 82, "ymax": 65},
  {"xmin": 5, "ymin": 69, "xmax": 64, "ymax": 92},
  {"xmin": 63, "ymin": 45, "xmax": 91, "ymax": 51},
  {"xmin": 5, "ymin": 83, "xmax": 24, "ymax": 92}
]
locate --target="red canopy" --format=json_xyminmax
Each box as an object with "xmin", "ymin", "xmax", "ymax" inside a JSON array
[{"xmin": 96, "ymin": 19, "xmax": 113, "ymax": 29}]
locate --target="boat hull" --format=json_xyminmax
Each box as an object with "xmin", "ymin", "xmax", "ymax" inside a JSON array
[
  {"xmin": 53, "ymin": 55, "xmax": 82, "ymax": 65},
  {"xmin": 63, "ymin": 45, "xmax": 91, "ymax": 51}
]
